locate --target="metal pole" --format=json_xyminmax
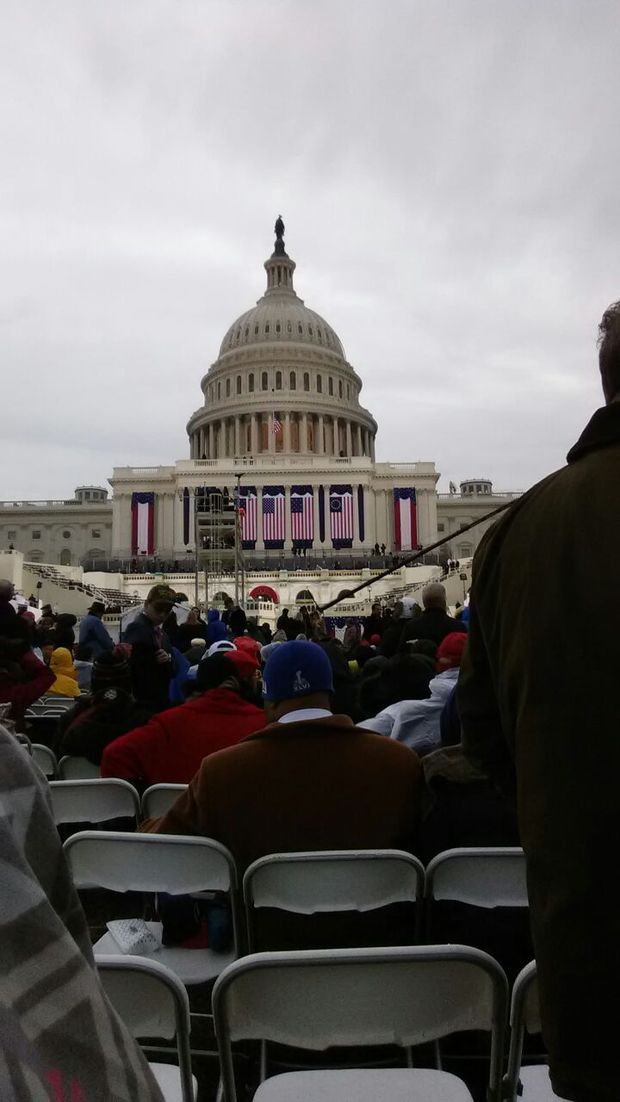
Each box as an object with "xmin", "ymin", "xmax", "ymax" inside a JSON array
[
  {"xmin": 193, "ymin": 489, "xmax": 199, "ymax": 608},
  {"xmin": 318, "ymin": 497, "xmax": 515, "ymax": 613}
]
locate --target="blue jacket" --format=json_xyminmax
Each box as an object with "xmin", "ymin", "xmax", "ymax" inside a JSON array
[{"xmin": 78, "ymin": 613, "xmax": 114, "ymax": 659}]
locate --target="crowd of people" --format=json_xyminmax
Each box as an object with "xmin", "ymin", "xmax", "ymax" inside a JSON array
[{"xmin": 0, "ymin": 575, "xmax": 519, "ymax": 870}]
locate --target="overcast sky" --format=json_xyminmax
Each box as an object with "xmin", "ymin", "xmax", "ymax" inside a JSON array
[{"xmin": 2, "ymin": 0, "xmax": 619, "ymax": 499}]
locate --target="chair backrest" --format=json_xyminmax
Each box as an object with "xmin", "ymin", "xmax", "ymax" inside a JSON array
[
  {"xmin": 96, "ymin": 954, "xmax": 194, "ymax": 1102},
  {"xmin": 58, "ymin": 755, "xmax": 101, "ymax": 779},
  {"xmin": 213, "ymin": 945, "xmax": 508, "ymax": 1102},
  {"xmin": 141, "ymin": 783, "xmax": 187, "ymax": 820},
  {"xmin": 64, "ymin": 830, "xmax": 237, "ymax": 895},
  {"xmin": 504, "ymin": 961, "xmax": 541, "ymax": 1102},
  {"xmin": 243, "ymin": 850, "xmax": 425, "ymax": 951},
  {"xmin": 425, "ymin": 847, "xmax": 528, "ymax": 908},
  {"xmin": 32, "ymin": 743, "xmax": 58, "ymax": 778},
  {"xmin": 49, "ymin": 779, "xmax": 140, "ymax": 825}
]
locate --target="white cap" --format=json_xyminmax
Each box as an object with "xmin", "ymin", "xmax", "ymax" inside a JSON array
[{"xmin": 207, "ymin": 640, "xmax": 237, "ymax": 657}]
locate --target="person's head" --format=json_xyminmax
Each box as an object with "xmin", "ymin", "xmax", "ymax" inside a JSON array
[
  {"xmin": 272, "ymin": 628, "xmax": 287, "ymax": 643},
  {"xmin": 228, "ymin": 607, "xmax": 247, "ymax": 637},
  {"xmin": 280, "ymin": 608, "xmax": 289, "ymax": 618},
  {"xmin": 405, "ymin": 637, "xmax": 438, "ymax": 661},
  {"xmin": 359, "ymin": 652, "xmax": 432, "ymax": 718},
  {"xmin": 371, "ymin": 601, "xmax": 381, "ymax": 616},
  {"xmin": 422, "ymin": 582, "xmax": 447, "ymax": 611},
  {"xmin": 208, "ymin": 619, "xmax": 228, "ymax": 646},
  {"xmin": 50, "ymin": 647, "xmax": 74, "ymax": 674},
  {"xmin": 144, "ymin": 584, "xmax": 176, "ymax": 625},
  {"xmin": 186, "ymin": 609, "xmax": 200, "ymax": 626},
  {"xmin": 0, "ymin": 616, "xmax": 32, "ymax": 666},
  {"xmin": 207, "ymin": 639, "xmax": 236, "ymax": 658},
  {"xmin": 0, "ymin": 579, "xmax": 15, "ymax": 604},
  {"xmin": 87, "ymin": 601, "xmax": 106, "ymax": 619},
  {"xmin": 207, "ymin": 608, "xmax": 220, "ymax": 624},
  {"xmin": 436, "ymin": 632, "xmax": 468, "ymax": 672},
  {"xmin": 196, "ymin": 649, "xmax": 260, "ymax": 697},
  {"xmin": 598, "ymin": 299, "xmax": 620, "ymax": 402},
  {"xmin": 262, "ymin": 640, "xmax": 334, "ymax": 722},
  {"xmin": 91, "ymin": 646, "xmax": 132, "ymax": 695}
]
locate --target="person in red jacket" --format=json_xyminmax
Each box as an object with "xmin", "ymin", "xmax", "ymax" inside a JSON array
[
  {"xmin": 0, "ymin": 617, "xmax": 55, "ymax": 730},
  {"xmin": 101, "ymin": 648, "xmax": 264, "ymax": 786}
]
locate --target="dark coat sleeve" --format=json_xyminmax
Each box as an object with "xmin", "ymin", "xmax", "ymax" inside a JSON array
[{"xmin": 457, "ymin": 539, "xmax": 516, "ymax": 795}]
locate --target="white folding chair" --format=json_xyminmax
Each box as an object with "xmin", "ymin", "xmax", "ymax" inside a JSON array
[
  {"xmin": 31, "ymin": 743, "xmax": 58, "ymax": 778},
  {"xmin": 243, "ymin": 850, "xmax": 425, "ymax": 951},
  {"xmin": 64, "ymin": 831, "xmax": 239, "ymax": 986},
  {"xmin": 212, "ymin": 945, "xmax": 508, "ymax": 1102},
  {"xmin": 425, "ymin": 848, "xmax": 528, "ymax": 910},
  {"xmin": 504, "ymin": 962, "xmax": 570, "ymax": 1101},
  {"xmin": 58, "ymin": 754, "xmax": 101, "ymax": 779},
  {"xmin": 96, "ymin": 955, "xmax": 197, "ymax": 1102},
  {"xmin": 142, "ymin": 784, "xmax": 188, "ymax": 820},
  {"xmin": 49, "ymin": 779, "xmax": 140, "ymax": 825}
]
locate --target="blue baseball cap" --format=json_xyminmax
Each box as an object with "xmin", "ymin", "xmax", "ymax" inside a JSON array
[{"xmin": 262, "ymin": 640, "xmax": 334, "ymax": 702}]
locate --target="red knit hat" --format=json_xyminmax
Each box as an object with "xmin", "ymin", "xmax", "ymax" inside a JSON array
[
  {"xmin": 225, "ymin": 648, "xmax": 260, "ymax": 679},
  {"xmin": 436, "ymin": 632, "xmax": 468, "ymax": 669},
  {"xmin": 233, "ymin": 635, "xmax": 262, "ymax": 658}
]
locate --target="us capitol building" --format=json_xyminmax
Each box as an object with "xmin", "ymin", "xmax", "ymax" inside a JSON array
[{"xmin": 0, "ymin": 220, "xmax": 520, "ymax": 610}]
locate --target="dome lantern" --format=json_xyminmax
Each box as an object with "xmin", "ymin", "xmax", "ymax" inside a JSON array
[{"xmin": 264, "ymin": 214, "xmax": 297, "ymax": 296}]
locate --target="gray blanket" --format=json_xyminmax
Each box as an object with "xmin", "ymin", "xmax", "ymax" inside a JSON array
[{"xmin": 0, "ymin": 724, "xmax": 164, "ymax": 1101}]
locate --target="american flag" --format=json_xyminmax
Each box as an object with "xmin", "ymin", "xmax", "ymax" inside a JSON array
[
  {"xmin": 272, "ymin": 416, "xmax": 282, "ymax": 434},
  {"xmin": 239, "ymin": 487, "xmax": 257, "ymax": 544},
  {"xmin": 262, "ymin": 486, "xmax": 285, "ymax": 542},
  {"xmin": 329, "ymin": 485, "xmax": 354, "ymax": 542},
  {"xmin": 291, "ymin": 485, "xmax": 314, "ymax": 543}
]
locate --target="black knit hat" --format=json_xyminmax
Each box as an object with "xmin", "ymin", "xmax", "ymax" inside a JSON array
[{"xmin": 91, "ymin": 646, "xmax": 131, "ymax": 694}]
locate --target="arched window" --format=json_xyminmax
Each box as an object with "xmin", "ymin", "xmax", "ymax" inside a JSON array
[
  {"xmin": 317, "ymin": 375, "xmax": 323, "ymax": 393},
  {"xmin": 298, "ymin": 323, "xmax": 303, "ymax": 335},
  {"xmin": 346, "ymin": 383, "xmax": 350, "ymax": 399},
  {"xmin": 265, "ymin": 323, "xmax": 270, "ymax": 334},
  {"xmin": 261, "ymin": 372, "xmax": 268, "ymax": 391},
  {"xmin": 289, "ymin": 371, "xmax": 296, "ymax": 390},
  {"xmin": 328, "ymin": 377, "xmax": 334, "ymax": 396},
  {"xmin": 60, "ymin": 549, "xmax": 72, "ymax": 566},
  {"xmin": 254, "ymin": 324, "xmax": 259, "ymax": 335},
  {"xmin": 338, "ymin": 379, "xmax": 343, "ymax": 398},
  {"xmin": 217, "ymin": 381, "xmax": 221, "ymax": 399},
  {"xmin": 275, "ymin": 371, "xmax": 282, "ymax": 390},
  {"xmin": 226, "ymin": 378, "xmax": 231, "ymax": 397},
  {"xmin": 303, "ymin": 372, "xmax": 310, "ymax": 391},
  {"xmin": 248, "ymin": 373, "xmax": 254, "ymax": 392},
  {"xmin": 295, "ymin": 589, "xmax": 314, "ymax": 602},
  {"xmin": 236, "ymin": 375, "xmax": 242, "ymax": 394},
  {"xmin": 276, "ymin": 321, "xmax": 281, "ymax": 334}
]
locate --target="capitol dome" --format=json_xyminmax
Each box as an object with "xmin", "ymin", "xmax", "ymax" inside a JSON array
[{"xmin": 187, "ymin": 219, "xmax": 377, "ymax": 461}]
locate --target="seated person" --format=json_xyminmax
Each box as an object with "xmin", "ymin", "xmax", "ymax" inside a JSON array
[
  {"xmin": 48, "ymin": 647, "xmax": 81, "ymax": 698},
  {"xmin": 57, "ymin": 648, "xmax": 152, "ymax": 764},
  {"xmin": 142, "ymin": 641, "xmax": 423, "ymax": 872},
  {"xmin": 0, "ymin": 617, "xmax": 54, "ymax": 729},
  {"xmin": 101, "ymin": 649, "xmax": 264, "ymax": 786},
  {"xmin": 358, "ymin": 652, "xmax": 433, "ymax": 721},
  {"xmin": 360, "ymin": 632, "xmax": 467, "ymax": 756}
]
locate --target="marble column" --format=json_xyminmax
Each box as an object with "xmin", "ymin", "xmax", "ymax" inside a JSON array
[
  {"xmin": 250, "ymin": 414, "xmax": 258, "ymax": 455},
  {"xmin": 268, "ymin": 413, "xmax": 276, "ymax": 453},
  {"xmin": 318, "ymin": 414, "xmax": 324, "ymax": 454},
  {"xmin": 301, "ymin": 412, "xmax": 308, "ymax": 453},
  {"xmin": 346, "ymin": 421, "xmax": 353, "ymax": 457},
  {"xmin": 284, "ymin": 412, "xmax": 291, "ymax": 453},
  {"xmin": 234, "ymin": 416, "xmax": 241, "ymax": 457}
]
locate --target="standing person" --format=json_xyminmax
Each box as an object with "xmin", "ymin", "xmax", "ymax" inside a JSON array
[
  {"xmin": 123, "ymin": 584, "xmax": 176, "ymax": 713},
  {"xmin": 78, "ymin": 600, "xmax": 113, "ymax": 659},
  {"xmin": 405, "ymin": 582, "xmax": 467, "ymax": 647},
  {"xmin": 363, "ymin": 601, "xmax": 385, "ymax": 641},
  {"xmin": 458, "ymin": 300, "xmax": 620, "ymax": 1102}
]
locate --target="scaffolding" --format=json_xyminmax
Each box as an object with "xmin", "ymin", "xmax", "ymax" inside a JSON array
[{"xmin": 194, "ymin": 487, "xmax": 245, "ymax": 608}]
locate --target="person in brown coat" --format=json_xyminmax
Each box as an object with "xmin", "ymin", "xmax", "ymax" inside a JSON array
[
  {"xmin": 142, "ymin": 640, "xmax": 423, "ymax": 875},
  {"xmin": 458, "ymin": 300, "xmax": 620, "ymax": 1102}
]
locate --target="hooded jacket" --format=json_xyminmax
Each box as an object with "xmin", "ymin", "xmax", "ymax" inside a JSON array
[{"xmin": 48, "ymin": 648, "xmax": 81, "ymax": 698}]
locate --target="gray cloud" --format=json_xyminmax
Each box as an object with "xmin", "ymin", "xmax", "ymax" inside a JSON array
[{"xmin": 1, "ymin": 0, "xmax": 619, "ymax": 498}]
